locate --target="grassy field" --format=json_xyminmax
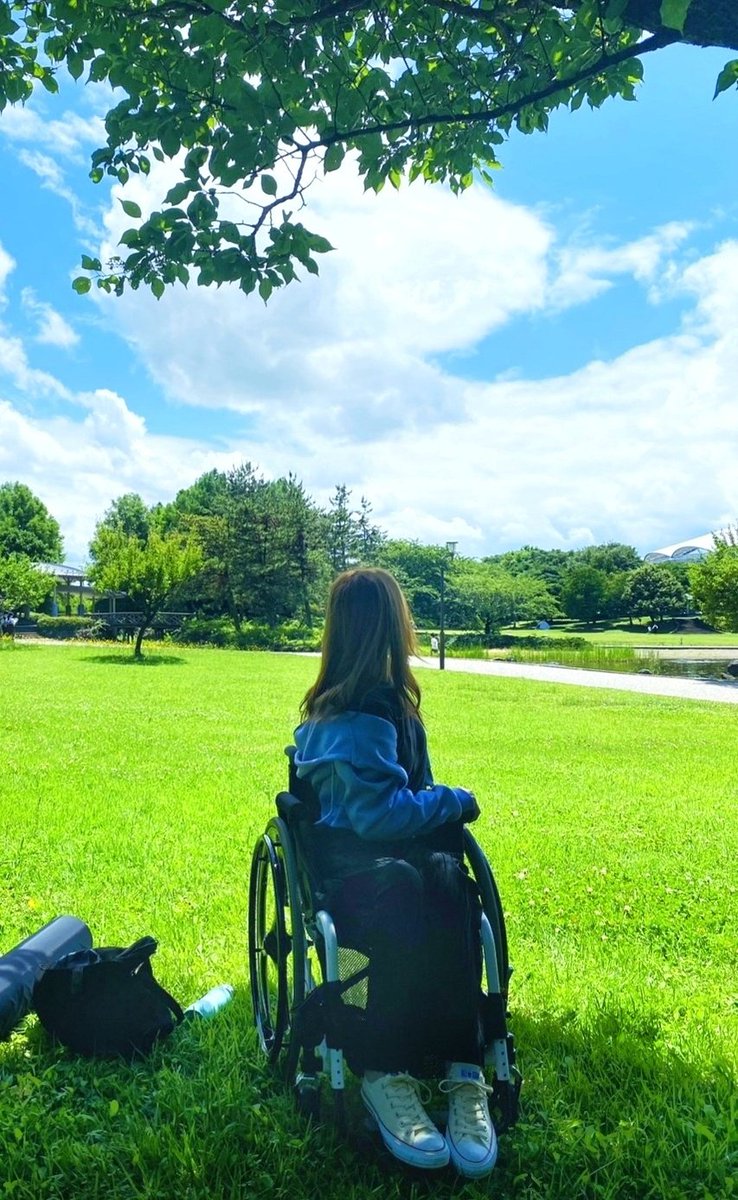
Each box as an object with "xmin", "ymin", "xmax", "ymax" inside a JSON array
[
  {"xmin": 0, "ymin": 643, "xmax": 735, "ymax": 1200},
  {"xmin": 499, "ymin": 623, "xmax": 738, "ymax": 648}
]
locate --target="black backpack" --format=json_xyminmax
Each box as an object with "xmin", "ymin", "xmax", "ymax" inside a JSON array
[{"xmin": 33, "ymin": 937, "xmax": 183, "ymax": 1058}]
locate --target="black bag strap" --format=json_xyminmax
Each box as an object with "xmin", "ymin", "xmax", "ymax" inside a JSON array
[
  {"xmin": 292, "ymin": 962, "xmax": 370, "ymax": 1051},
  {"xmin": 115, "ymin": 937, "xmax": 158, "ymax": 968},
  {"xmin": 114, "ymin": 939, "xmax": 184, "ymax": 1025},
  {"xmin": 333, "ymin": 964, "xmax": 370, "ymax": 994}
]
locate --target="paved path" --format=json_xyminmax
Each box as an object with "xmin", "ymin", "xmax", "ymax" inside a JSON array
[{"xmin": 411, "ymin": 656, "xmax": 738, "ymax": 705}]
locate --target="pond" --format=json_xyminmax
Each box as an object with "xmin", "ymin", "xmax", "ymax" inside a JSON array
[{"xmin": 499, "ymin": 645, "xmax": 738, "ymax": 681}]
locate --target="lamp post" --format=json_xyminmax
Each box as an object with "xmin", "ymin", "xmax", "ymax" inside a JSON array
[{"xmin": 438, "ymin": 540, "xmax": 458, "ymax": 672}]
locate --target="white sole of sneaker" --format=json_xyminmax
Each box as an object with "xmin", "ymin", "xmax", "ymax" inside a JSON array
[
  {"xmin": 362, "ymin": 1096, "xmax": 450, "ymax": 1171},
  {"xmin": 447, "ymin": 1137, "xmax": 498, "ymax": 1179}
]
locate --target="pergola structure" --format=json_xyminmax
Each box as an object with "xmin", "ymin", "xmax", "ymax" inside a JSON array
[
  {"xmin": 33, "ymin": 564, "xmax": 128, "ymax": 613},
  {"xmin": 34, "ymin": 563, "xmax": 93, "ymax": 613}
]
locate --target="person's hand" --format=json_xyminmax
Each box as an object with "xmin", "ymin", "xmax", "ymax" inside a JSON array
[{"xmin": 461, "ymin": 790, "xmax": 480, "ymax": 823}]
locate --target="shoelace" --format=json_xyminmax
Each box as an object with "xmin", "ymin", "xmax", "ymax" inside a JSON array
[
  {"xmin": 439, "ymin": 1077, "xmax": 495, "ymax": 1142},
  {"xmin": 381, "ymin": 1074, "xmax": 436, "ymax": 1133}
]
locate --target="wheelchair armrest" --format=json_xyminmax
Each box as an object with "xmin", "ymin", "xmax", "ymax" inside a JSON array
[{"xmin": 276, "ymin": 790, "xmax": 315, "ymax": 827}]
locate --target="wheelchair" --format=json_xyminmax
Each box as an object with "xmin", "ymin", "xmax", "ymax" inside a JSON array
[{"xmin": 248, "ymin": 758, "xmax": 521, "ymax": 1132}]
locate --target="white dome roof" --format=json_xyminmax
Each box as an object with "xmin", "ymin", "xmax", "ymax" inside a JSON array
[{"xmin": 644, "ymin": 531, "xmax": 727, "ymax": 563}]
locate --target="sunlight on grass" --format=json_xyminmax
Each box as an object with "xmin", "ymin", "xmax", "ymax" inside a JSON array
[{"xmin": 1, "ymin": 645, "xmax": 735, "ymax": 1199}]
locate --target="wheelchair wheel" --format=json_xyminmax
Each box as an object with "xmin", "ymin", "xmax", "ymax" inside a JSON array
[
  {"xmin": 248, "ymin": 817, "xmax": 306, "ymax": 1066},
  {"xmin": 463, "ymin": 829, "xmax": 509, "ymax": 999}
]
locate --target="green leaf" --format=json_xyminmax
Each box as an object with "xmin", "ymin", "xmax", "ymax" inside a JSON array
[
  {"xmin": 258, "ymin": 277, "xmax": 273, "ymax": 302},
  {"xmin": 160, "ymin": 125, "xmax": 181, "ymax": 158},
  {"xmin": 72, "ymin": 277, "xmax": 91, "ymax": 295},
  {"xmin": 307, "ymin": 234, "xmax": 333, "ymax": 255},
  {"xmin": 151, "ymin": 278, "xmax": 165, "ymax": 300},
  {"xmin": 324, "ymin": 143, "xmax": 344, "ymax": 173},
  {"xmin": 80, "ymin": 254, "xmax": 101, "ymax": 271},
  {"xmin": 714, "ymin": 60, "xmax": 738, "ymax": 99},
  {"xmin": 260, "ymin": 174, "xmax": 278, "ymax": 196},
  {"xmin": 120, "ymin": 199, "xmax": 142, "ymax": 219},
  {"xmin": 165, "ymin": 181, "xmax": 193, "ymax": 206},
  {"xmin": 67, "ymin": 52, "xmax": 84, "ymax": 80},
  {"xmin": 660, "ymin": 0, "xmax": 691, "ymax": 33}
]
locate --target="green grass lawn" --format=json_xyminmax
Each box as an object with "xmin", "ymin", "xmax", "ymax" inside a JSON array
[
  {"xmin": 500, "ymin": 622, "xmax": 738, "ymax": 648},
  {"xmin": 1, "ymin": 644, "xmax": 735, "ymax": 1200}
]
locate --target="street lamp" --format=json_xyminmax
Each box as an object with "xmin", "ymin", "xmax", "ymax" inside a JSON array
[{"xmin": 439, "ymin": 540, "xmax": 458, "ymax": 672}]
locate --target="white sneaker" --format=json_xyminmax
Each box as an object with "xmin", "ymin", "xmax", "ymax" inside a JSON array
[
  {"xmin": 439, "ymin": 1062, "xmax": 498, "ymax": 1178},
  {"xmin": 361, "ymin": 1072, "xmax": 450, "ymax": 1170}
]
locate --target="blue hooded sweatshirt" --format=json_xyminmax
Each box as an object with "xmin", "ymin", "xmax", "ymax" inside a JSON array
[{"xmin": 292, "ymin": 711, "xmax": 475, "ymax": 842}]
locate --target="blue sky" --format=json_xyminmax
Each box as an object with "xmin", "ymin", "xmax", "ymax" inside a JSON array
[{"xmin": 1, "ymin": 42, "xmax": 737, "ymax": 563}]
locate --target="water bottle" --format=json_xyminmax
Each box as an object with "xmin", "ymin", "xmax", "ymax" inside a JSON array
[{"xmin": 184, "ymin": 983, "xmax": 235, "ymax": 1019}]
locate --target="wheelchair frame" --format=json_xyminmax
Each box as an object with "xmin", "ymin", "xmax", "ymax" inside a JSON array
[{"xmin": 248, "ymin": 792, "xmax": 521, "ymax": 1129}]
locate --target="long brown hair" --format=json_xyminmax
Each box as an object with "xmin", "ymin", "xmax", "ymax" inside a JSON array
[{"xmin": 301, "ymin": 567, "xmax": 421, "ymax": 720}]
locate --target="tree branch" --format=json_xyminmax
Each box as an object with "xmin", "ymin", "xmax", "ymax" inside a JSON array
[{"xmin": 316, "ymin": 27, "xmax": 678, "ymax": 148}]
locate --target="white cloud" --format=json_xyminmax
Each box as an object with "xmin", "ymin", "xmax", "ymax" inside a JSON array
[
  {"xmin": 0, "ymin": 393, "xmax": 236, "ymax": 562},
  {"xmin": 546, "ymin": 220, "xmax": 694, "ymax": 310},
  {"xmin": 17, "ymin": 150, "xmax": 101, "ymax": 239},
  {"xmin": 95, "ymin": 161, "xmax": 556, "ymax": 443},
  {"xmin": 0, "ymin": 331, "xmax": 71, "ymax": 399},
  {"xmin": 21, "ymin": 289, "xmax": 80, "ymax": 349},
  {"xmin": 1, "ymin": 107, "xmax": 104, "ymax": 163},
  {"xmin": 3, "ymin": 159, "xmax": 738, "ymax": 563},
  {"xmin": 0, "ymin": 243, "xmax": 15, "ymax": 300}
]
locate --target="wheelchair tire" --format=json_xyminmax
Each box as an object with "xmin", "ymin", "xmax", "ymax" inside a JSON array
[
  {"xmin": 248, "ymin": 817, "xmax": 306, "ymax": 1065},
  {"xmin": 463, "ymin": 829, "xmax": 510, "ymax": 999}
]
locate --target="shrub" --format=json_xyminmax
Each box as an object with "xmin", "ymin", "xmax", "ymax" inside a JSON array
[
  {"xmin": 174, "ymin": 617, "xmax": 235, "ymax": 647},
  {"xmin": 74, "ymin": 619, "xmax": 110, "ymax": 641},
  {"xmin": 446, "ymin": 632, "xmax": 486, "ymax": 648},
  {"xmin": 174, "ymin": 618, "xmax": 322, "ymax": 652},
  {"xmin": 234, "ymin": 621, "xmax": 322, "ymax": 652},
  {"xmin": 487, "ymin": 633, "xmax": 589, "ymax": 650},
  {"xmin": 35, "ymin": 615, "xmax": 96, "ymax": 639}
]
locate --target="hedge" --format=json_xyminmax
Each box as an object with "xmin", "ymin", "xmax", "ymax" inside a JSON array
[{"xmin": 35, "ymin": 615, "xmax": 97, "ymax": 639}]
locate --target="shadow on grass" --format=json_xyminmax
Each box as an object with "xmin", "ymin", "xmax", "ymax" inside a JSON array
[
  {"xmin": 2, "ymin": 1000, "xmax": 734, "ymax": 1200},
  {"xmin": 85, "ymin": 653, "xmax": 187, "ymax": 667}
]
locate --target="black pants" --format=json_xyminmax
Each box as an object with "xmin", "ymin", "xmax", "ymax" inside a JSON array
[{"xmin": 326, "ymin": 829, "xmax": 484, "ymax": 1075}]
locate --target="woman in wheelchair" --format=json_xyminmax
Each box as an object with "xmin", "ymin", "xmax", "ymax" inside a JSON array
[{"xmin": 291, "ymin": 566, "xmax": 497, "ymax": 1178}]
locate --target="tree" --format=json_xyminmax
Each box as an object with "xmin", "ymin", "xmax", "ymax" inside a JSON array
[
  {"xmin": 621, "ymin": 563, "xmax": 687, "ymax": 624},
  {"xmin": 241, "ymin": 473, "xmax": 329, "ymax": 625},
  {"xmin": 325, "ymin": 485, "xmax": 359, "ymax": 574},
  {"xmin": 575, "ymin": 542, "xmax": 641, "ymax": 574},
  {"xmin": 599, "ymin": 570, "xmax": 631, "ymax": 622},
  {"xmin": 377, "ymin": 540, "xmax": 450, "ymax": 625},
  {"xmin": 88, "ymin": 493, "xmax": 153, "ymax": 561},
  {"xmin": 3, "ymin": 2, "xmax": 737, "ymax": 300},
  {"xmin": 355, "ymin": 497, "xmax": 385, "ymax": 565},
  {"xmin": 487, "ymin": 545, "xmax": 574, "ymax": 602},
  {"xmin": 168, "ymin": 467, "xmax": 251, "ymax": 627},
  {"xmin": 0, "ymin": 555, "xmax": 53, "ymax": 612},
  {"xmin": 454, "ymin": 563, "xmax": 559, "ymax": 635},
  {"xmin": 88, "ymin": 528, "xmax": 202, "ymax": 657},
  {"xmin": 560, "ymin": 565, "xmax": 608, "ymax": 625},
  {"xmin": 0, "ymin": 482, "xmax": 63, "ymax": 562},
  {"xmin": 689, "ymin": 530, "xmax": 738, "ymax": 631}
]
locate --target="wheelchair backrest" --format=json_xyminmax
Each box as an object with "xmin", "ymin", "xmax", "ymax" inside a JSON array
[{"xmin": 284, "ymin": 745, "xmax": 321, "ymax": 821}]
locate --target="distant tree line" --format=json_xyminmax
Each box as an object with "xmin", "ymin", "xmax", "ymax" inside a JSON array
[{"xmin": 3, "ymin": 474, "xmax": 738, "ymax": 639}]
